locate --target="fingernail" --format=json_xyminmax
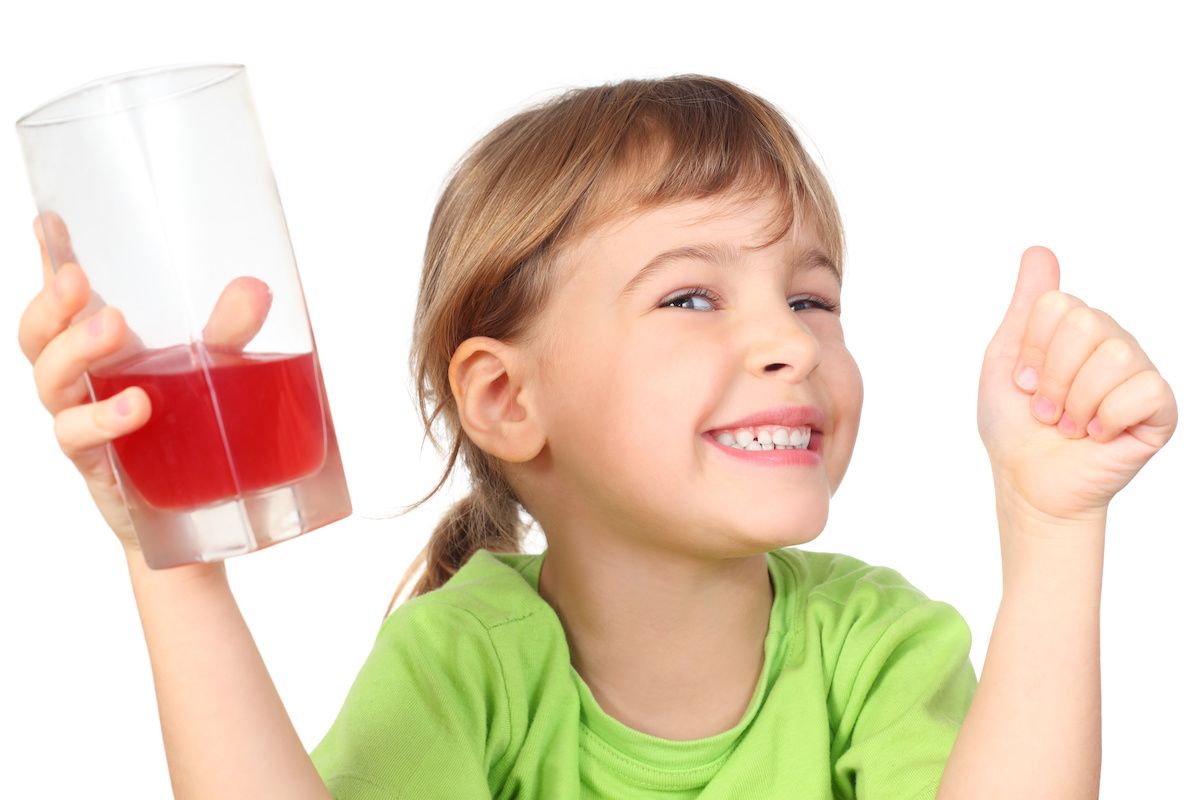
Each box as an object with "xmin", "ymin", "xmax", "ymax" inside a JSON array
[
  {"xmin": 1087, "ymin": 417, "xmax": 1102, "ymax": 437},
  {"xmin": 89, "ymin": 314, "xmax": 103, "ymax": 337},
  {"xmin": 1034, "ymin": 394, "xmax": 1055, "ymax": 422},
  {"xmin": 115, "ymin": 391, "xmax": 131, "ymax": 416},
  {"xmin": 1057, "ymin": 413, "xmax": 1076, "ymax": 436},
  {"xmin": 1016, "ymin": 366, "xmax": 1038, "ymax": 392}
]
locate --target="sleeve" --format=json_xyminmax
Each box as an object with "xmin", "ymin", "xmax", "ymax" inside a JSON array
[
  {"xmin": 308, "ymin": 599, "xmax": 510, "ymax": 800},
  {"xmin": 828, "ymin": 598, "xmax": 978, "ymax": 800}
]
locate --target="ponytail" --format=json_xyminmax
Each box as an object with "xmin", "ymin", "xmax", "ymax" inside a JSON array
[{"xmin": 383, "ymin": 466, "xmax": 528, "ymax": 624}]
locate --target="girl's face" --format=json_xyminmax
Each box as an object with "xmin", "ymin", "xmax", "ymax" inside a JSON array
[{"xmin": 517, "ymin": 192, "xmax": 863, "ymax": 559}]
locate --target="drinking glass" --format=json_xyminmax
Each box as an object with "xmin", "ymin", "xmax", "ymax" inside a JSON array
[{"xmin": 16, "ymin": 63, "xmax": 352, "ymax": 568}]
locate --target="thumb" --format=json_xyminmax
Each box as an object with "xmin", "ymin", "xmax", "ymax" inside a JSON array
[
  {"xmin": 201, "ymin": 276, "xmax": 273, "ymax": 352},
  {"xmin": 991, "ymin": 245, "xmax": 1061, "ymax": 353}
]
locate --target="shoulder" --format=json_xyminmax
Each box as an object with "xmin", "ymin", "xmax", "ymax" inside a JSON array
[
  {"xmin": 780, "ymin": 549, "xmax": 979, "ymax": 796},
  {"xmin": 770, "ymin": 546, "xmax": 972, "ymax": 661},
  {"xmin": 309, "ymin": 553, "xmax": 534, "ymax": 796},
  {"xmin": 378, "ymin": 548, "xmax": 549, "ymax": 646},
  {"xmin": 772, "ymin": 546, "xmax": 954, "ymax": 615},
  {"xmin": 322, "ymin": 552, "xmax": 537, "ymax": 757}
]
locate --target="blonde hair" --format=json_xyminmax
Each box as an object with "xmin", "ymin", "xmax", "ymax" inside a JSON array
[{"xmin": 383, "ymin": 74, "xmax": 846, "ymax": 622}]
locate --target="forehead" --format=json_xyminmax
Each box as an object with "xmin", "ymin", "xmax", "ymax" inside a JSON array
[
  {"xmin": 595, "ymin": 193, "xmax": 792, "ymax": 244},
  {"xmin": 559, "ymin": 194, "xmax": 827, "ymax": 290}
]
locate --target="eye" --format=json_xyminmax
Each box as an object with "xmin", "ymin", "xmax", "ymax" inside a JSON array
[{"xmin": 659, "ymin": 287, "xmax": 840, "ymax": 314}]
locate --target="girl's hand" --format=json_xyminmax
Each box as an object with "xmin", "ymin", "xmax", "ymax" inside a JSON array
[
  {"xmin": 976, "ymin": 246, "xmax": 1177, "ymax": 526},
  {"xmin": 17, "ymin": 212, "xmax": 274, "ymax": 553}
]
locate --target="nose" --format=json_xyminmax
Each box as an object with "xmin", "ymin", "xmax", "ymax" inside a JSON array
[{"xmin": 743, "ymin": 302, "xmax": 820, "ymax": 381}]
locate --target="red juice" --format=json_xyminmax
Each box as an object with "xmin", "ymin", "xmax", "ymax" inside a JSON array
[{"xmin": 89, "ymin": 345, "xmax": 327, "ymax": 511}]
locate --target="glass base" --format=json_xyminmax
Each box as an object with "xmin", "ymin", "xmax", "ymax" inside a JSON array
[{"xmin": 116, "ymin": 363, "xmax": 352, "ymax": 569}]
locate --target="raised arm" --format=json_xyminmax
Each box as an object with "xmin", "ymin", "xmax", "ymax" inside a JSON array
[
  {"xmin": 943, "ymin": 245, "xmax": 1177, "ymax": 798},
  {"xmin": 936, "ymin": 492, "xmax": 1104, "ymax": 799},
  {"xmin": 18, "ymin": 212, "xmax": 330, "ymax": 798},
  {"xmin": 125, "ymin": 555, "xmax": 330, "ymax": 799}
]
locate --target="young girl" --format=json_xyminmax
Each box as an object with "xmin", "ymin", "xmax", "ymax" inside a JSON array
[{"xmin": 18, "ymin": 74, "xmax": 1177, "ymax": 799}]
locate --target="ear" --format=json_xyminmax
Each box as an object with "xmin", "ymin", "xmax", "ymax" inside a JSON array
[{"xmin": 448, "ymin": 336, "xmax": 545, "ymax": 463}]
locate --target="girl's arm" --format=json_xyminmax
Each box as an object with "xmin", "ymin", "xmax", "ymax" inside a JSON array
[
  {"xmin": 125, "ymin": 550, "xmax": 331, "ymax": 800},
  {"xmin": 944, "ymin": 242, "xmax": 1178, "ymax": 799},
  {"xmin": 935, "ymin": 492, "xmax": 1104, "ymax": 800}
]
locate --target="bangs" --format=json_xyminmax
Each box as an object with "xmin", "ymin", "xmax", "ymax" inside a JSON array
[{"xmin": 550, "ymin": 88, "xmax": 844, "ymax": 277}]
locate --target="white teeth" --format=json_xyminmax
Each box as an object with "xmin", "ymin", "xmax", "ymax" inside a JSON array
[{"xmin": 714, "ymin": 425, "xmax": 812, "ymax": 451}]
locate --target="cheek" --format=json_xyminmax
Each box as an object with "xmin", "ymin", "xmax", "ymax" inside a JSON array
[
  {"xmin": 825, "ymin": 349, "xmax": 865, "ymax": 466},
  {"xmin": 614, "ymin": 328, "xmax": 712, "ymax": 422},
  {"xmin": 546, "ymin": 348, "xmax": 694, "ymax": 514},
  {"xmin": 831, "ymin": 347, "xmax": 864, "ymax": 409},
  {"xmin": 541, "ymin": 323, "xmax": 640, "ymax": 441},
  {"xmin": 559, "ymin": 336, "xmax": 702, "ymax": 469}
]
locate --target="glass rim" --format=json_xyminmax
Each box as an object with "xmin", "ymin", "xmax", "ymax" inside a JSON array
[{"xmin": 15, "ymin": 62, "xmax": 245, "ymax": 130}]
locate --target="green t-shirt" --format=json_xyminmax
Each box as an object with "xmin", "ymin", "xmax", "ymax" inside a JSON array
[{"xmin": 309, "ymin": 546, "xmax": 977, "ymax": 799}]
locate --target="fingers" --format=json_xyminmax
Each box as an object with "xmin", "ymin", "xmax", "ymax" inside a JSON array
[
  {"xmin": 1103, "ymin": 370, "xmax": 1179, "ymax": 449},
  {"xmin": 1030, "ymin": 302, "xmax": 1103, "ymax": 426},
  {"xmin": 33, "ymin": 305, "xmax": 133, "ymax": 415},
  {"xmin": 22, "ymin": 215, "xmax": 154, "ymax": 417},
  {"xmin": 23, "ymin": 215, "xmax": 267, "ymax": 435},
  {"xmin": 53, "ymin": 385, "xmax": 151, "ymax": 463},
  {"xmin": 34, "ymin": 211, "xmax": 79, "ymax": 282},
  {"xmin": 1011, "ymin": 290, "xmax": 1087, "ymax": 394},
  {"xmin": 18, "ymin": 260, "xmax": 98, "ymax": 364},
  {"xmin": 201, "ymin": 276, "xmax": 273, "ymax": 351},
  {"xmin": 23, "ymin": 212, "xmax": 110, "ymax": 363},
  {"xmin": 1011, "ymin": 290, "xmax": 1155, "ymax": 439},
  {"xmin": 29, "ymin": 214, "xmax": 266, "ymax": 358},
  {"xmin": 1058, "ymin": 337, "xmax": 1153, "ymax": 440}
]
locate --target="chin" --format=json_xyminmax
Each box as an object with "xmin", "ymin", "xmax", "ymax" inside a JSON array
[
  {"xmin": 782, "ymin": 525, "xmax": 825, "ymax": 549},
  {"xmin": 723, "ymin": 517, "xmax": 828, "ymax": 557}
]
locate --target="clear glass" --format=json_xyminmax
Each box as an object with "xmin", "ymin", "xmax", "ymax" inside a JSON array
[{"xmin": 15, "ymin": 63, "xmax": 352, "ymax": 569}]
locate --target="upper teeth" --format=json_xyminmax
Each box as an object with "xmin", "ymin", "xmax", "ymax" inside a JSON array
[{"xmin": 713, "ymin": 425, "xmax": 812, "ymax": 450}]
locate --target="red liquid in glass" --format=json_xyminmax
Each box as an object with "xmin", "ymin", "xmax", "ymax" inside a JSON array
[{"xmin": 89, "ymin": 345, "xmax": 326, "ymax": 511}]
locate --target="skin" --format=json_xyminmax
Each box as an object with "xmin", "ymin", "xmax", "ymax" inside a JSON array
[{"xmin": 448, "ymin": 192, "xmax": 864, "ymax": 740}]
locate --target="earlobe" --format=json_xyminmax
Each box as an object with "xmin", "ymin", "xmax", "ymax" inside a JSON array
[{"xmin": 448, "ymin": 336, "xmax": 545, "ymax": 463}]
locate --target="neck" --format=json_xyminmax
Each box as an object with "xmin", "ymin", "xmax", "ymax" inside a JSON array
[{"xmin": 537, "ymin": 538, "xmax": 775, "ymax": 741}]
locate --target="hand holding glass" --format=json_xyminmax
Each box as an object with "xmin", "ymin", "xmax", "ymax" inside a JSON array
[{"xmin": 16, "ymin": 65, "xmax": 352, "ymax": 568}]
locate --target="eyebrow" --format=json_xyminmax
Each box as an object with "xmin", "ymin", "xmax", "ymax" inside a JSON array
[{"xmin": 617, "ymin": 241, "xmax": 842, "ymax": 300}]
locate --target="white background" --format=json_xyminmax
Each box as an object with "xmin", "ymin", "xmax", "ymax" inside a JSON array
[{"xmin": 2, "ymin": 1, "xmax": 1195, "ymax": 797}]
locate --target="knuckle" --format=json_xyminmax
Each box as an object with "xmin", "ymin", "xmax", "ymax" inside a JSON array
[
  {"xmin": 1099, "ymin": 337, "xmax": 1136, "ymax": 367},
  {"xmin": 1032, "ymin": 290, "xmax": 1060, "ymax": 313},
  {"xmin": 32, "ymin": 357, "xmax": 54, "ymax": 409},
  {"xmin": 1062, "ymin": 305, "xmax": 1101, "ymax": 336},
  {"xmin": 16, "ymin": 295, "xmax": 46, "ymax": 349},
  {"xmin": 74, "ymin": 307, "xmax": 101, "ymax": 339},
  {"xmin": 1036, "ymin": 290, "xmax": 1078, "ymax": 313},
  {"xmin": 1159, "ymin": 378, "xmax": 1177, "ymax": 407},
  {"xmin": 52, "ymin": 409, "xmax": 74, "ymax": 453},
  {"xmin": 109, "ymin": 306, "xmax": 129, "ymax": 338},
  {"xmin": 16, "ymin": 310, "xmax": 33, "ymax": 359},
  {"xmin": 1056, "ymin": 291, "xmax": 1085, "ymax": 307}
]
